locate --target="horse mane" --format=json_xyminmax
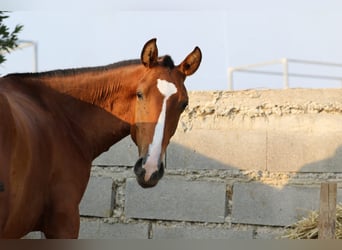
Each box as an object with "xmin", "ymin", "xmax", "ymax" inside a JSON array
[{"xmin": 4, "ymin": 55, "xmax": 175, "ymax": 78}]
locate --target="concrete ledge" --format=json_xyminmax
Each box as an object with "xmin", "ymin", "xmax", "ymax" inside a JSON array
[
  {"xmin": 168, "ymin": 129, "xmax": 266, "ymax": 170},
  {"xmin": 267, "ymin": 129, "xmax": 342, "ymax": 172},
  {"xmin": 170, "ymin": 89, "xmax": 342, "ymax": 172},
  {"xmin": 125, "ymin": 178, "xmax": 227, "ymax": 223},
  {"xmin": 79, "ymin": 176, "xmax": 114, "ymax": 217},
  {"xmin": 79, "ymin": 220, "xmax": 148, "ymax": 239},
  {"xmin": 169, "ymin": 115, "xmax": 342, "ymax": 172}
]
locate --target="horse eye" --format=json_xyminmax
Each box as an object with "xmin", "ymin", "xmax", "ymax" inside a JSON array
[{"xmin": 136, "ymin": 91, "xmax": 144, "ymax": 100}]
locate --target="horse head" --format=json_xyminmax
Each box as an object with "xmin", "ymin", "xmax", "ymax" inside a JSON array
[{"xmin": 130, "ymin": 38, "xmax": 201, "ymax": 188}]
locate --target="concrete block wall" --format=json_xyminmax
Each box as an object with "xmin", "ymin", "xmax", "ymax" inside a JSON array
[{"xmin": 26, "ymin": 89, "xmax": 342, "ymax": 239}]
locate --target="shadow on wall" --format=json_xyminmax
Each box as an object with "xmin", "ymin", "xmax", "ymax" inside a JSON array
[
  {"xmin": 165, "ymin": 141, "xmax": 342, "ymax": 227},
  {"xmin": 167, "ymin": 137, "xmax": 342, "ymax": 172},
  {"xmin": 166, "ymin": 141, "xmax": 238, "ymax": 170},
  {"xmin": 300, "ymin": 145, "xmax": 342, "ymax": 173}
]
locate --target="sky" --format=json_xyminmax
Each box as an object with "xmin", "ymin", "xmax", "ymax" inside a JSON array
[{"xmin": 2, "ymin": 0, "xmax": 342, "ymax": 90}]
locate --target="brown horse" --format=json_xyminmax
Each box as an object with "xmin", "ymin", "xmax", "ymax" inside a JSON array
[{"xmin": 0, "ymin": 38, "xmax": 201, "ymax": 238}]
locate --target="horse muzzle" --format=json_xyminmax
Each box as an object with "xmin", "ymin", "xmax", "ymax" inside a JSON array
[{"xmin": 134, "ymin": 157, "xmax": 164, "ymax": 188}]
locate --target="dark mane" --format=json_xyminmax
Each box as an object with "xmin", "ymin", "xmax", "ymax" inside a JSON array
[
  {"xmin": 4, "ymin": 55, "xmax": 175, "ymax": 79},
  {"xmin": 4, "ymin": 59, "xmax": 141, "ymax": 78}
]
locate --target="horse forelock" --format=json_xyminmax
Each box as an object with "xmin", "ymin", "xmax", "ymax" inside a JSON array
[{"xmin": 159, "ymin": 55, "xmax": 175, "ymax": 69}]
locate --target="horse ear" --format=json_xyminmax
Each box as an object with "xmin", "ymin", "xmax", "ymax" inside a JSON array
[
  {"xmin": 141, "ymin": 38, "xmax": 158, "ymax": 68},
  {"xmin": 177, "ymin": 47, "xmax": 202, "ymax": 76}
]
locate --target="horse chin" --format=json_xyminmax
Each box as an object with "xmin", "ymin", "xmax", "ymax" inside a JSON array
[{"xmin": 134, "ymin": 157, "xmax": 164, "ymax": 188}]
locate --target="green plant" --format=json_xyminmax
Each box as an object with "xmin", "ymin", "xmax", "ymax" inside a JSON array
[{"xmin": 0, "ymin": 11, "xmax": 23, "ymax": 64}]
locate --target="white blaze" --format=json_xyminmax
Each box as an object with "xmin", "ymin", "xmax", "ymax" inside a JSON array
[{"xmin": 143, "ymin": 79, "xmax": 177, "ymax": 180}]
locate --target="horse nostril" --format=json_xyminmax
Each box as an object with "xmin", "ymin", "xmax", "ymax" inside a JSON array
[
  {"xmin": 144, "ymin": 163, "xmax": 164, "ymax": 186},
  {"xmin": 149, "ymin": 171, "xmax": 160, "ymax": 183},
  {"xmin": 134, "ymin": 157, "xmax": 145, "ymax": 176}
]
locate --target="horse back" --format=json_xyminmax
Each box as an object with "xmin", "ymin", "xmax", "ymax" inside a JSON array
[{"xmin": 0, "ymin": 90, "xmax": 16, "ymax": 236}]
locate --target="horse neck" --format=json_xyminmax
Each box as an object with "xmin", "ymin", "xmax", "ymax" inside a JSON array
[
  {"xmin": 60, "ymin": 95, "xmax": 130, "ymax": 160},
  {"xmin": 28, "ymin": 66, "xmax": 143, "ymax": 159},
  {"xmin": 38, "ymin": 65, "xmax": 143, "ymax": 125}
]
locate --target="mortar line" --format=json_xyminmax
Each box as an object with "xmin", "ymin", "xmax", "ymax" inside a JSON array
[
  {"xmin": 148, "ymin": 222, "xmax": 153, "ymax": 239},
  {"xmin": 265, "ymin": 128, "xmax": 268, "ymax": 171},
  {"xmin": 252, "ymin": 226, "xmax": 258, "ymax": 239}
]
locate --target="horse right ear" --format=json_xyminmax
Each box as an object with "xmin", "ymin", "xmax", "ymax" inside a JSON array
[
  {"xmin": 177, "ymin": 47, "xmax": 202, "ymax": 76},
  {"xmin": 141, "ymin": 38, "xmax": 158, "ymax": 68}
]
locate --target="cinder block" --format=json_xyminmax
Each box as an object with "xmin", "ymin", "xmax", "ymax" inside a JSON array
[
  {"xmin": 152, "ymin": 224, "xmax": 253, "ymax": 239},
  {"xmin": 232, "ymin": 182, "xmax": 342, "ymax": 226},
  {"xmin": 92, "ymin": 136, "xmax": 137, "ymax": 166},
  {"xmin": 267, "ymin": 130, "xmax": 342, "ymax": 172},
  {"xmin": 79, "ymin": 220, "xmax": 148, "ymax": 239},
  {"xmin": 125, "ymin": 178, "xmax": 227, "ymax": 223},
  {"xmin": 79, "ymin": 176, "xmax": 114, "ymax": 217},
  {"xmin": 167, "ymin": 129, "xmax": 266, "ymax": 171}
]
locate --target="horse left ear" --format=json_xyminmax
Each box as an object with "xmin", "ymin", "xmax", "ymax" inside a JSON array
[
  {"xmin": 177, "ymin": 47, "xmax": 202, "ymax": 76},
  {"xmin": 141, "ymin": 38, "xmax": 159, "ymax": 68}
]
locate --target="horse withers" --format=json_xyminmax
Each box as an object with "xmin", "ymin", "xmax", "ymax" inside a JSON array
[{"xmin": 0, "ymin": 38, "xmax": 201, "ymax": 238}]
